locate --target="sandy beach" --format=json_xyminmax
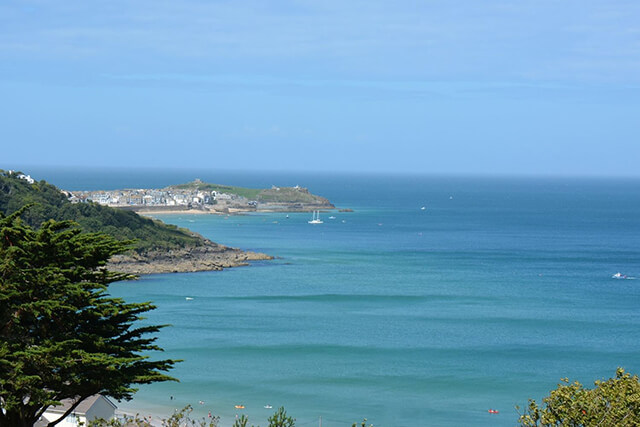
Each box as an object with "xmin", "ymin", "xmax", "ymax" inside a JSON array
[{"xmin": 134, "ymin": 208, "xmax": 224, "ymax": 215}]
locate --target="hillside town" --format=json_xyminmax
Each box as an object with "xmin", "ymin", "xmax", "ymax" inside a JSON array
[
  {"xmin": 68, "ymin": 187, "xmax": 230, "ymax": 208},
  {"xmin": 66, "ymin": 181, "xmax": 334, "ymax": 213}
]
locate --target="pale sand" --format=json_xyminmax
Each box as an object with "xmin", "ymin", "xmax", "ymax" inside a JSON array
[
  {"xmin": 135, "ymin": 209, "xmax": 218, "ymax": 215},
  {"xmin": 135, "ymin": 208, "xmax": 318, "ymax": 216}
]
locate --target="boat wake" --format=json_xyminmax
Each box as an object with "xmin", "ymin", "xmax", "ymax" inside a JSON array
[{"xmin": 612, "ymin": 273, "xmax": 636, "ymax": 280}]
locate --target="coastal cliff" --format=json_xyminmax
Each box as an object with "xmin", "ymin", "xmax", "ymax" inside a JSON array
[{"xmin": 108, "ymin": 240, "xmax": 273, "ymax": 274}]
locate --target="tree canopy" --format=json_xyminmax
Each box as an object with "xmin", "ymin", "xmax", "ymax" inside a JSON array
[
  {"xmin": 0, "ymin": 208, "xmax": 177, "ymax": 427},
  {"xmin": 518, "ymin": 368, "xmax": 640, "ymax": 426}
]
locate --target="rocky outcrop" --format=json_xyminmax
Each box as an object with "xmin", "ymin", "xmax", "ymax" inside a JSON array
[{"xmin": 108, "ymin": 241, "xmax": 273, "ymax": 275}]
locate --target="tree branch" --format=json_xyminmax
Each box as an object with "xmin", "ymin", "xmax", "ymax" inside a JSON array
[{"xmin": 46, "ymin": 395, "xmax": 90, "ymax": 427}]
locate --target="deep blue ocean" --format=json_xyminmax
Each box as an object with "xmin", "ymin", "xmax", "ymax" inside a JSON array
[{"xmin": 27, "ymin": 167, "xmax": 640, "ymax": 426}]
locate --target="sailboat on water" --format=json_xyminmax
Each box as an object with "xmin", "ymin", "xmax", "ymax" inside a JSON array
[{"xmin": 308, "ymin": 210, "xmax": 323, "ymax": 224}]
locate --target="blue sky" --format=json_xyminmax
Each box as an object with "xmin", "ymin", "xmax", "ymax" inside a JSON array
[{"xmin": 1, "ymin": 0, "xmax": 639, "ymax": 175}]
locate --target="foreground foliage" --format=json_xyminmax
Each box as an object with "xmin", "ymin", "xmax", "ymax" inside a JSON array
[
  {"xmin": 90, "ymin": 405, "xmax": 375, "ymax": 427},
  {"xmin": 267, "ymin": 407, "xmax": 295, "ymax": 427},
  {"xmin": 0, "ymin": 209, "xmax": 177, "ymax": 427},
  {"xmin": 518, "ymin": 368, "xmax": 640, "ymax": 426},
  {"xmin": 90, "ymin": 405, "xmax": 219, "ymax": 427},
  {"xmin": 90, "ymin": 406, "xmax": 293, "ymax": 427},
  {"xmin": 229, "ymin": 407, "xmax": 294, "ymax": 427}
]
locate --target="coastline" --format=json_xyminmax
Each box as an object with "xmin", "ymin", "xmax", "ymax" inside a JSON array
[
  {"xmin": 108, "ymin": 241, "xmax": 273, "ymax": 275},
  {"xmin": 133, "ymin": 205, "xmax": 338, "ymax": 216},
  {"xmin": 121, "ymin": 205, "xmax": 348, "ymax": 275}
]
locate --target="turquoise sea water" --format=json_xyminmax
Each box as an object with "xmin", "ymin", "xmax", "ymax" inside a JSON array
[{"xmin": 32, "ymin": 169, "xmax": 640, "ymax": 426}]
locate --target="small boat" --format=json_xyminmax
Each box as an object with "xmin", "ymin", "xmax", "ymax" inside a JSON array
[
  {"xmin": 264, "ymin": 405, "xmax": 273, "ymax": 409},
  {"xmin": 488, "ymin": 409, "xmax": 499, "ymax": 414},
  {"xmin": 328, "ymin": 216, "xmax": 336, "ymax": 220},
  {"xmin": 421, "ymin": 206, "xmax": 426, "ymax": 210},
  {"xmin": 612, "ymin": 272, "xmax": 628, "ymax": 279},
  {"xmin": 235, "ymin": 405, "xmax": 245, "ymax": 409},
  {"xmin": 185, "ymin": 297, "xmax": 194, "ymax": 301},
  {"xmin": 308, "ymin": 210, "xmax": 323, "ymax": 224}
]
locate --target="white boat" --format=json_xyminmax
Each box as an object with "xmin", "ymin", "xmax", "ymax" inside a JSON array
[
  {"xmin": 308, "ymin": 210, "xmax": 323, "ymax": 224},
  {"xmin": 421, "ymin": 206, "xmax": 426, "ymax": 210},
  {"xmin": 612, "ymin": 272, "xmax": 628, "ymax": 279},
  {"xmin": 328, "ymin": 216, "xmax": 336, "ymax": 220}
]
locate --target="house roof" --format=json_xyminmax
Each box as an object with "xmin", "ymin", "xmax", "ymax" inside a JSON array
[{"xmin": 45, "ymin": 394, "xmax": 117, "ymax": 415}]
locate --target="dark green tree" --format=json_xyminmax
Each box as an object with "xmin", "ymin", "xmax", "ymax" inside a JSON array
[
  {"xmin": 267, "ymin": 407, "xmax": 295, "ymax": 427},
  {"xmin": 0, "ymin": 208, "xmax": 178, "ymax": 427},
  {"xmin": 518, "ymin": 368, "xmax": 640, "ymax": 426}
]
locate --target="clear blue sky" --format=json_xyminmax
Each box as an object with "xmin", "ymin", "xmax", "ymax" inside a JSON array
[{"xmin": 1, "ymin": 0, "xmax": 639, "ymax": 176}]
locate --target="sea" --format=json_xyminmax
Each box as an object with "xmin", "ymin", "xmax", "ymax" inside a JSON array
[{"xmin": 25, "ymin": 167, "xmax": 640, "ymax": 426}]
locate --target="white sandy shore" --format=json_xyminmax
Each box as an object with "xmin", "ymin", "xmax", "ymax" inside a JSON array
[
  {"xmin": 134, "ymin": 209, "xmax": 223, "ymax": 215},
  {"xmin": 134, "ymin": 208, "xmax": 287, "ymax": 216},
  {"xmin": 135, "ymin": 208, "xmax": 330, "ymax": 217}
]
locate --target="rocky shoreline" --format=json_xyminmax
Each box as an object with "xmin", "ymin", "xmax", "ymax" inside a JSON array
[{"xmin": 108, "ymin": 240, "xmax": 273, "ymax": 275}]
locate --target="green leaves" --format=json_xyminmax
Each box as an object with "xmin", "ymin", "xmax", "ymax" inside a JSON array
[
  {"xmin": 518, "ymin": 368, "xmax": 640, "ymax": 426},
  {"xmin": 267, "ymin": 407, "xmax": 295, "ymax": 427},
  {"xmin": 0, "ymin": 209, "xmax": 178, "ymax": 427}
]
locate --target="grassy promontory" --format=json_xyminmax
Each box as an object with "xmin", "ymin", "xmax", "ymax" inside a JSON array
[
  {"xmin": 0, "ymin": 170, "xmax": 272, "ymax": 274},
  {"xmin": 166, "ymin": 180, "xmax": 335, "ymax": 211}
]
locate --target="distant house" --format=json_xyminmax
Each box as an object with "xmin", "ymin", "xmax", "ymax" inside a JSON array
[
  {"xmin": 17, "ymin": 173, "xmax": 35, "ymax": 184},
  {"xmin": 39, "ymin": 394, "xmax": 117, "ymax": 427}
]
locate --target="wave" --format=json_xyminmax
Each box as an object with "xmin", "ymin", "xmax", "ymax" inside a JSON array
[
  {"xmin": 168, "ymin": 342, "xmax": 626, "ymax": 358},
  {"xmin": 213, "ymin": 293, "xmax": 497, "ymax": 304}
]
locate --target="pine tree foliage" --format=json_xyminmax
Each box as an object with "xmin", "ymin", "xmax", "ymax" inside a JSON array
[
  {"xmin": 0, "ymin": 208, "xmax": 178, "ymax": 427},
  {"xmin": 267, "ymin": 407, "xmax": 295, "ymax": 427}
]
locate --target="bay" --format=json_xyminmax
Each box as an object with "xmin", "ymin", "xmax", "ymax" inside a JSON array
[{"xmin": 29, "ymin": 168, "xmax": 640, "ymax": 426}]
